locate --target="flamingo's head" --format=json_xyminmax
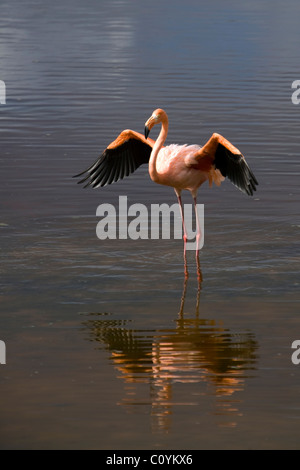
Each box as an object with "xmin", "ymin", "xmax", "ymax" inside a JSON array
[{"xmin": 144, "ymin": 108, "xmax": 166, "ymax": 139}]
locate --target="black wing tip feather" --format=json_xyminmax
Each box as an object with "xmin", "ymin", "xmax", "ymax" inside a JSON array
[
  {"xmin": 73, "ymin": 169, "xmax": 88, "ymax": 179},
  {"xmin": 73, "ymin": 139, "xmax": 151, "ymax": 189},
  {"xmin": 215, "ymin": 143, "xmax": 258, "ymax": 197}
]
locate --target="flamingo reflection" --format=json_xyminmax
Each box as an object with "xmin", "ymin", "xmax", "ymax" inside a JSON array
[{"xmin": 82, "ymin": 271, "xmax": 257, "ymax": 431}]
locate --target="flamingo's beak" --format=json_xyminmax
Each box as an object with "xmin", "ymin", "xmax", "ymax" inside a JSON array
[
  {"xmin": 145, "ymin": 115, "xmax": 156, "ymax": 139},
  {"xmin": 144, "ymin": 125, "xmax": 150, "ymax": 139}
]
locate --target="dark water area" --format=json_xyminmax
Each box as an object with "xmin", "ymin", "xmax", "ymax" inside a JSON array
[{"xmin": 0, "ymin": 0, "xmax": 300, "ymax": 449}]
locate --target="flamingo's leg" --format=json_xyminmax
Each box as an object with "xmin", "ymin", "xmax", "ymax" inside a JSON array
[
  {"xmin": 193, "ymin": 196, "xmax": 202, "ymax": 280},
  {"xmin": 176, "ymin": 192, "xmax": 189, "ymax": 278}
]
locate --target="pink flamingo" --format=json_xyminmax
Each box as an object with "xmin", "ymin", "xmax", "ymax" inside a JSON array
[{"xmin": 74, "ymin": 108, "xmax": 258, "ymax": 277}]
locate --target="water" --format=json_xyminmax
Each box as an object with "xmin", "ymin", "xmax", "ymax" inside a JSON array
[{"xmin": 0, "ymin": 0, "xmax": 300, "ymax": 450}]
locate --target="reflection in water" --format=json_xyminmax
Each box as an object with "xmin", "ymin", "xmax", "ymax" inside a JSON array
[{"xmin": 82, "ymin": 272, "xmax": 258, "ymax": 432}]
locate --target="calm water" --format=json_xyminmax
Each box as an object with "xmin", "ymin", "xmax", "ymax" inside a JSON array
[{"xmin": 0, "ymin": 0, "xmax": 300, "ymax": 450}]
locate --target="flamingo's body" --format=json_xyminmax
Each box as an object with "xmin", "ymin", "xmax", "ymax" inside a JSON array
[
  {"xmin": 148, "ymin": 142, "xmax": 224, "ymax": 194},
  {"xmin": 74, "ymin": 108, "xmax": 258, "ymax": 276}
]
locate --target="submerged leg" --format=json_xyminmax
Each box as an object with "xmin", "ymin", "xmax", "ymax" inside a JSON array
[
  {"xmin": 195, "ymin": 261, "xmax": 203, "ymax": 316},
  {"xmin": 179, "ymin": 275, "xmax": 188, "ymax": 317},
  {"xmin": 193, "ymin": 196, "xmax": 202, "ymax": 280}
]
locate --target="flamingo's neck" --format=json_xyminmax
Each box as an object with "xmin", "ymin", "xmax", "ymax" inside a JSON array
[{"xmin": 149, "ymin": 117, "xmax": 169, "ymax": 183}]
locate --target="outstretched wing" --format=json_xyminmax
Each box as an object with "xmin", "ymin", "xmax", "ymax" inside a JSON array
[
  {"xmin": 214, "ymin": 142, "xmax": 258, "ymax": 196},
  {"xmin": 191, "ymin": 133, "xmax": 258, "ymax": 196},
  {"xmin": 74, "ymin": 130, "xmax": 154, "ymax": 188}
]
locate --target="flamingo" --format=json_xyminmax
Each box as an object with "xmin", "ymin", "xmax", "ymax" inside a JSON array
[{"xmin": 74, "ymin": 108, "xmax": 258, "ymax": 277}]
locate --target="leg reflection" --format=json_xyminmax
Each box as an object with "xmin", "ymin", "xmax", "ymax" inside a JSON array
[{"xmin": 179, "ymin": 260, "xmax": 203, "ymax": 317}]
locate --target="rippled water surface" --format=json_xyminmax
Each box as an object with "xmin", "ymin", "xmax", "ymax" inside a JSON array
[{"xmin": 0, "ymin": 0, "xmax": 300, "ymax": 449}]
